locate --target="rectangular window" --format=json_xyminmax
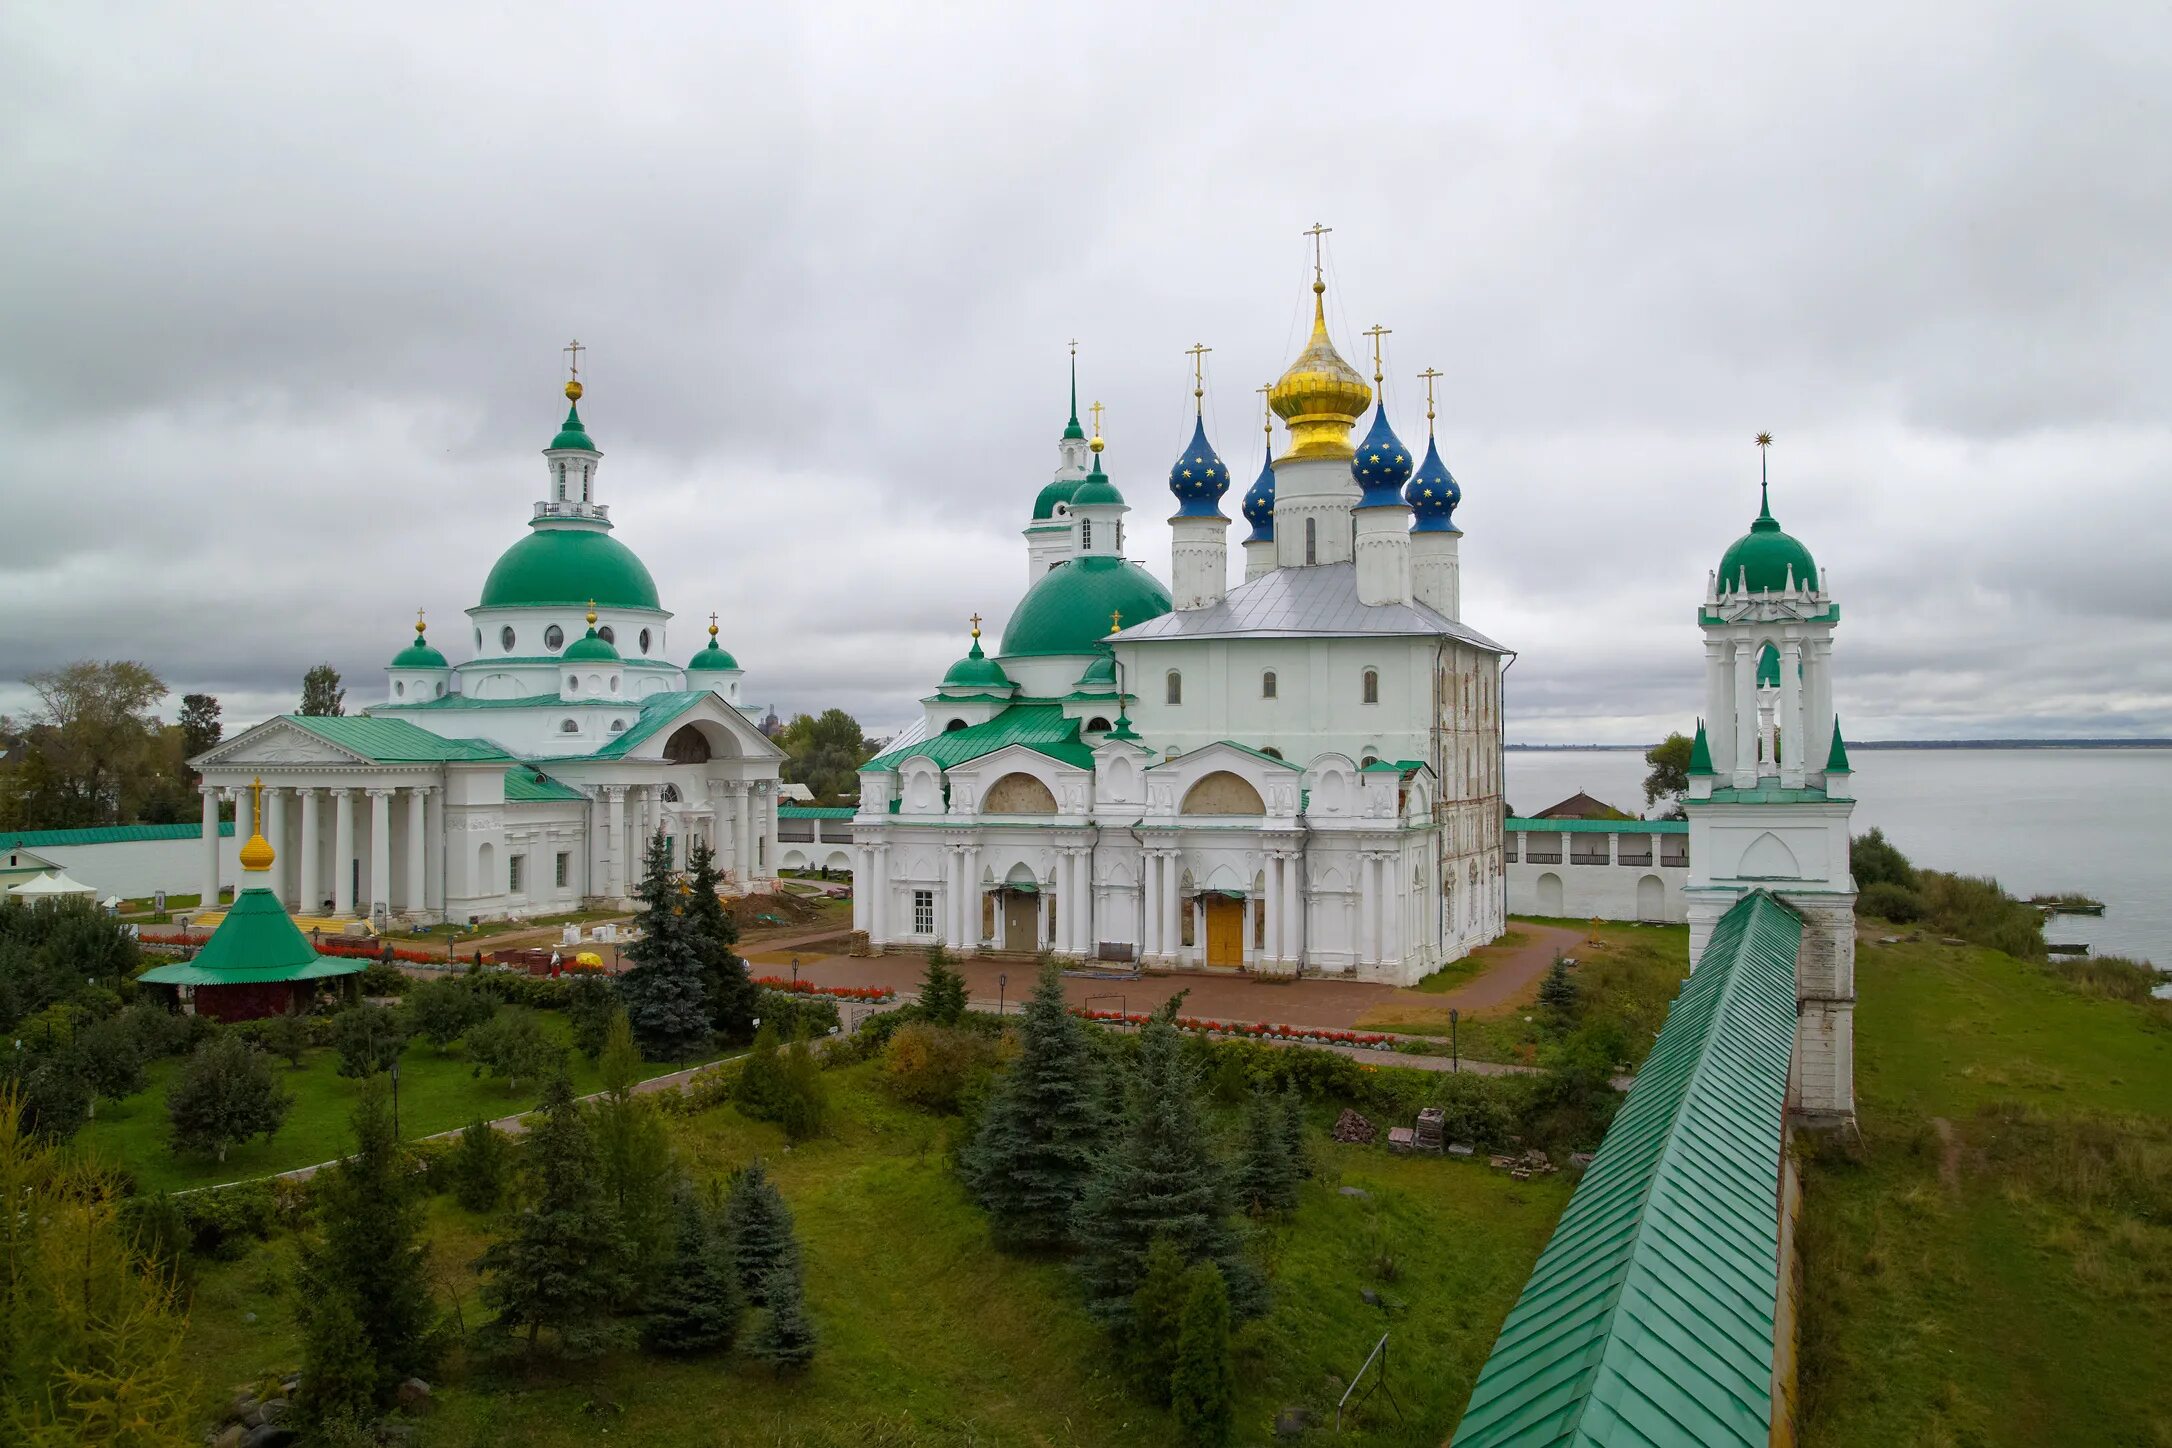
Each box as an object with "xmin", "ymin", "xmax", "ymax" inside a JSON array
[
  {"xmin": 555, "ymin": 852, "xmax": 570, "ymax": 888},
  {"xmin": 913, "ymin": 889, "xmax": 935, "ymax": 935},
  {"xmin": 509, "ymin": 854, "xmax": 526, "ymax": 893},
  {"xmin": 1661, "ymin": 836, "xmax": 1689, "ymax": 868},
  {"xmin": 1167, "ymin": 671, "xmax": 1183, "ymax": 705},
  {"xmin": 1082, "ymin": 519, "xmax": 1093, "ymax": 549},
  {"xmin": 1525, "ymin": 836, "xmax": 1562, "ymax": 864},
  {"xmin": 1570, "ymin": 835, "xmax": 1609, "ymax": 865}
]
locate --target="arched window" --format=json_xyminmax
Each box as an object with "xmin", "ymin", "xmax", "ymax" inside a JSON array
[
  {"xmin": 1305, "ymin": 517, "xmax": 1317, "ymax": 565},
  {"xmin": 545, "ymin": 624, "xmax": 564, "ymax": 651},
  {"xmin": 1261, "ymin": 670, "xmax": 1277, "ymax": 699},
  {"xmin": 434, "ymin": 682, "xmax": 445, "ymax": 697},
  {"xmin": 564, "ymin": 674, "xmax": 578, "ymax": 693},
  {"xmin": 560, "ymin": 719, "xmax": 579, "ymax": 734},
  {"xmin": 610, "ymin": 719, "xmax": 627, "ymax": 733},
  {"xmin": 1260, "ymin": 746, "xmax": 1284, "ymax": 760},
  {"xmin": 1082, "ymin": 519, "xmax": 1094, "ymax": 549},
  {"xmin": 945, "ymin": 718, "xmax": 968, "ymax": 733},
  {"xmin": 1362, "ymin": 668, "xmax": 1379, "ymax": 705},
  {"xmin": 1166, "ymin": 670, "xmax": 1183, "ymax": 705},
  {"xmin": 1087, "ymin": 717, "xmax": 1112, "ymax": 733},
  {"xmin": 639, "ymin": 628, "xmax": 652, "ymax": 655},
  {"xmin": 500, "ymin": 626, "xmax": 516, "ymax": 651}
]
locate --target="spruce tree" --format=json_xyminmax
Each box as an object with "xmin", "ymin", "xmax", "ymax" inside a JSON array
[
  {"xmin": 748, "ymin": 1262, "xmax": 817, "ymax": 1371},
  {"xmin": 964, "ymin": 959, "xmax": 1104, "ymax": 1250},
  {"xmin": 618, "ymin": 830, "xmax": 715, "ymax": 1061},
  {"xmin": 642, "ymin": 1180, "xmax": 743, "ymax": 1354},
  {"xmin": 1231, "ymin": 1086, "xmax": 1298, "ymax": 1217},
  {"xmin": 1074, "ymin": 1015, "xmax": 1265, "ymax": 1324},
  {"xmin": 1538, "ymin": 956, "xmax": 1579, "ymax": 1020},
  {"xmin": 686, "ymin": 837, "xmax": 760, "ymax": 1042},
  {"xmin": 720, "ymin": 1160, "xmax": 800, "ymax": 1306},
  {"xmin": 593, "ymin": 1011, "xmax": 675, "ymax": 1296},
  {"xmin": 1277, "ymin": 1086, "xmax": 1310, "ymax": 1181},
  {"xmin": 918, "ymin": 942, "xmax": 968, "ymax": 1025},
  {"xmin": 1169, "ymin": 1263, "xmax": 1234, "ymax": 1448},
  {"xmin": 296, "ymin": 1289, "xmax": 378, "ymax": 1434},
  {"xmin": 477, "ymin": 1069, "xmax": 632, "ymax": 1357},
  {"xmin": 452, "ymin": 1116, "xmax": 511, "ymax": 1213},
  {"xmin": 299, "ymin": 1077, "xmax": 437, "ymax": 1402},
  {"xmin": 1123, "ymin": 1237, "xmax": 1190, "ymax": 1403},
  {"xmin": 733, "ymin": 1020, "xmax": 785, "ymax": 1120}
]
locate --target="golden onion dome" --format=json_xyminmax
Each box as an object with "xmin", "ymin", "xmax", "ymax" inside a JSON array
[
  {"xmin": 1268, "ymin": 281, "xmax": 1372, "ymax": 461},
  {"xmin": 237, "ymin": 777, "xmax": 275, "ymax": 873}
]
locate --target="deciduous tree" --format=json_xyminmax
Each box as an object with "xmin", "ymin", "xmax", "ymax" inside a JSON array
[
  {"xmin": 775, "ymin": 707, "xmax": 876, "ymax": 805},
  {"xmin": 1642, "ymin": 732, "xmax": 1694, "ymax": 820},
  {"xmin": 299, "ymin": 664, "xmax": 345, "ymax": 717},
  {"xmin": 467, "ymin": 1011, "xmax": 561, "ymax": 1093},
  {"xmin": 167, "ymin": 1034, "xmax": 291, "ymax": 1163},
  {"xmin": 407, "ymin": 977, "xmax": 494, "ymax": 1052},
  {"xmin": 332, "ymin": 1001, "xmax": 407, "ymax": 1079}
]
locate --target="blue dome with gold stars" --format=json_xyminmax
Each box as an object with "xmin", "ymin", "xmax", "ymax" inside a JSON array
[
  {"xmin": 1406, "ymin": 436, "xmax": 1461, "ymax": 533},
  {"xmin": 1351, "ymin": 404, "xmax": 1412, "ymax": 507},
  {"xmin": 1240, "ymin": 453, "xmax": 1276, "ymax": 543},
  {"xmin": 1167, "ymin": 416, "xmax": 1229, "ymax": 518}
]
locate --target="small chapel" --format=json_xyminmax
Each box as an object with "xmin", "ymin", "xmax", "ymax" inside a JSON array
[
  {"xmin": 850, "ymin": 254, "xmax": 1510, "ymax": 986},
  {"xmin": 190, "ymin": 366, "xmax": 787, "ymax": 928}
]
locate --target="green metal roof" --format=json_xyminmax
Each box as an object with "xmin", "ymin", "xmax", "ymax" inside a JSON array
[
  {"xmin": 1688, "ymin": 784, "xmax": 1831, "ymax": 806},
  {"xmin": 1824, "ymin": 719, "xmax": 1851, "ymax": 773},
  {"xmin": 548, "ymin": 400, "xmax": 598, "ymax": 453},
  {"xmin": 687, "ymin": 637, "xmax": 740, "ymax": 672},
  {"xmin": 374, "ymin": 692, "xmax": 568, "ymax": 712},
  {"xmin": 999, "ymin": 554, "xmax": 1172, "ymax": 658},
  {"xmin": 390, "ymin": 635, "xmax": 450, "ymax": 669},
  {"xmin": 0, "ymin": 821, "xmax": 235, "ymax": 850},
  {"xmin": 1716, "ymin": 489, "xmax": 1818, "ymax": 597},
  {"xmin": 503, "ymin": 767, "xmax": 585, "ymax": 803},
  {"xmin": 137, "ymin": 887, "xmax": 363, "ymax": 987},
  {"xmin": 940, "ymin": 637, "xmax": 1016, "ymax": 695},
  {"xmin": 1451, "ymin": 890, "xmax": 1801, "ymax": 1448},
  {"xmin": 1506, "ymin": 817, "xmax": 1688, "ymax": 835},
  {"xmin": 864, "ymin": 705, "xmax": 1095, "ymax": 772},
  {"xmin": 1687, "ymin": 721, "xmax": 1714, "ymax": 777},
  {"xmin": 1148, "ymin": 740, "xmax": 1301, "ymax": 772},
  {"xmin": 779, "ymin": 805, "xmax": 856, "ymax": 820},
  {"xmin": 284, "ymin": 716, "xmax": 509, "ymax": 764},
  {"xmin": 584, "ymin": 691, "xmax": 712, "ymax": 759},
  {"xmin": 1033, "ymin": 477, "xmax": 1080, "ymax": 521},
  {"xmin": 478, "ymin": 523, "xmax": 661, "ymax": 610}
]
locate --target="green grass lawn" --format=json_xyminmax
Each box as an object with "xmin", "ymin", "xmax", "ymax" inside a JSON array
[
  {"xmin": 1798, "ymin": 933, "xmax": 2172, "ymax": 1447},
  {"xmin": 78, "ymin": 1010, "xmax": 722, "ymax": 1193},
  {"xmin": 176, "ymin": 1061, "xmax": 1570, "ymax": 1445}
]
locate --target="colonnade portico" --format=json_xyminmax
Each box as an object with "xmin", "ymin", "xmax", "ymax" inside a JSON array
[{"xmin": 200, "ymin": 781, "xmax": 437, "ymax": 922}]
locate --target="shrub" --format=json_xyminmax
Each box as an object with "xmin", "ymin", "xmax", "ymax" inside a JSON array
[
  {"xmin": 331, "ymin": 1003, "xmax": 407, "ymax": 1079},
  {"xmin": 452, "ymin": 1117, "xmax": 514, "ymax": 1212},
  {"xmin": 2045, "ymin": 955, "xmax": 2166, "ymax": 1005},
  {"xmin": 473, "ymin": 971, "xmax": 574, "ymax": 1011},
  {"xmin": 1918, "ymin": 870, "xmax": 2046, "ymax": 960},
  {"xmin": 171, "ymin": 1180, "xmax": 279, "ymax": 1259},
  {"xmin": 1857, "ymin": 880, "xmax": 1926, "ymax": 923},
  {"xmin": 1849, "ymin": 828, "xmax": 1917, "ymax": 891},
  {"xmin": 881, "ymin": 1022, "xmax": 1005, "ymax": 1113},
  {"xmin": 755, "ymin": 988, "xmax": 840, "ymax": 1040},
  {"xmin": 355, "ymin": 962, "xmax": 410, "ymax": 997},
  {"xmin": 776, "ymin": 1035, "xmax": 830, "ymax": 1143}
]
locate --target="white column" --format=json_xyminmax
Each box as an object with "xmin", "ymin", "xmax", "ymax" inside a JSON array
[
  {"xmin": 1285, "ymin": 850, "xmax": 1303, "ymax": 966},
  {"xmin": 871, "ymin": 844, "xmax": 888, "ymax": 944},
  {"xmin": 764, "ymin": 787, "xmax": 781, "ymax": 879},
  {"xmin": 1732, "ymin": 640, "xmax": 1760, "ymax": 788},
  {"xmin": 1705, "ymin": 639, "xmax": 1735, "ymax": 778},
  {"xmin": 1161, "ymin": 852, "xmax": 1181, "ymax": 963},
  {"xmin": 736, "ymin": 786, "xmax": 754, "ymax": 879},
  {"xmin": 296, "ymin": 788, "xmax": 321, "ymax": 915},
  {"xmin": 368, "ymin": 789, "xmax": 392, "ymax": 919},
  {"xmin": 1780, "ymin": 639, "xmax": 1808, "ymax": 787},
  {"xmin": 333, "ymin": 789, "xmax": 356, "ymax": 916},
  {"xmin": 200, "ymin": 787, "xmax": 221, "ymax": 905},
  {"xmin": 425, "ymin": 787, "xmax": 445, "ymax": 911},
  {"xmin": 605, "ymin": 787, "xmax": 627, "ymax": 898},
  {"xmin": 1140, "ymin": 853, "xmax": 1158, "ymax": 960},
  {"xmin": 406, "ymin": 787, "xmax": 429, "ymax": 916},
  {"xmin": 263, "ymin": 787, "xmax": 290, "ymax": 907},
  {"xmin": 853, "ymin": 846, "xmax": 871, "ymax": 934}
]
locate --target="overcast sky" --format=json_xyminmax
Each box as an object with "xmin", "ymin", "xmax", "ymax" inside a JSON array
[{"xmin": 4, "ymin": 2, "xmax": 2169, "ymax": 744}]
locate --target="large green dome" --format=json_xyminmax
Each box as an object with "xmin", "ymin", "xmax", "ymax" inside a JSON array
[
  {"xmin": 480, "ymin": 524, "xmax": 661, "ymax": 610},
  {"xmin": 1717, "ymin": 501, "xmax": 1818, "ymax": 596},
  {"xmin": 1001, "ymin": 554, "xmax": 1171, "ymax": 658}
]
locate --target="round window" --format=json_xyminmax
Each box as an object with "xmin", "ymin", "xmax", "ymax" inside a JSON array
[
  {"xmin": 545, "ymin": 624, "xmax": 564, "ymax": 651},
  {"xmin": 598, "ymin": 625, "xmax": 615, "ymax": 645},
  {"xmin": 499, "ymin": 626, "xmax": 516, "ymax": 651},
  {"xmin": 395, "ymin": 681, "xmax": 406, "ymax": 697},
  {"xmin": 434, "ymin": 682, "xmax": 445, "ymax": 697},
  {"xmin": 608, "ymin": 674, "xmax": 620, "ymax": 692},
  {"xmin": 639, "ymin": 628, "xmax": 652, "ymax": 654}
]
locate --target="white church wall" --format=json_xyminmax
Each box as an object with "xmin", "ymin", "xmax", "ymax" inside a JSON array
[{"xmin": 0, "ymin": 831, "xmax": 245, "ymax": 902}]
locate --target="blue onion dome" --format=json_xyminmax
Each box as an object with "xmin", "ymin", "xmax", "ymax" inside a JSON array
[
  {"xmin": 1240, "ymin": 454, "xmax": 1276, "ymax": 543},
  {"xmin": 1351, "ymin": 403, "xmax": 1413, "ymax": 507},
  {"xmin": 1167, "ymin": 415, "xmax": 1229, "ymax": 518},
  {"xmin": 1406, "ymin": 436, "xmax": 1462, "ymax": 533}
]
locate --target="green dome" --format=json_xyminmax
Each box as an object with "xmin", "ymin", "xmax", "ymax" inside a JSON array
[
  {"xmin": 1032, "ymin": 478, "xmax": 1079, "ymax": 521},
  {"xmin": 687, "ymin": 636, "xmax": 740, "ymax": 672},
  {"xmin": 548, "ymin": 401, "xmax": 598, "ymax": 453},
  {"xmin": 1070, "ymin": 462, "xmax": 1124, "ymax": 508},
  {"xmin": 941, "ymin": 636, "xmax": 1014, "ymax": 694},
  {"xmin": 562, "ymin": 626, "xmax": 621, "ymax": 663},
  {"xmin": 1001, "ymin": 554, "xmax": 1172, "ymax": 658},
  {"xmin": 1717, "ymin": 496, "xmax": 1818, "ymax": 596},
  {"xmin": 1074, "ymin": 650, "xmax": 1117, "ymax": 691},
  {"xmin": 480, "ymin": 524, "xmax": 661, "ymax": 610},
  {"xmin": 391, "ymin": 639, "xmax": 449, "ymax": 669}
]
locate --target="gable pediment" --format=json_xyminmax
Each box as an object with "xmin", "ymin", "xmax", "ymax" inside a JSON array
[{"xmin": 197, "ymin": 719, "xmax": 368, "ymax": 769}]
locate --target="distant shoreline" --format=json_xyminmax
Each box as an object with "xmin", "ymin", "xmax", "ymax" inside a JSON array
[{"xmin": 1507, "ymin": 740, "xmax": 2172, "ymax": 752}]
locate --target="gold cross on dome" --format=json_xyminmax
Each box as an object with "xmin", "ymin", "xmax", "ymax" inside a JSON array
[
  {"xmin": 1362, "ymin": 323, "xmax": 1391, "ymax": 385},
  {"xmin": 1109, "ymin": 609, "xmax": 1123, "ymax": 634},
  {"xmin": 1303, "ymin": 222, "xmax": 1332, "ymax": 282},
  {"xmin": 1089, "ymin": 399, "xmax": 1105, "ymax": 438},
  {"xmin": 563, "ymin": 338, "xmax": 584, "ymax": 379},
  {"xmin": 1257, "ymin": 383, "xmax": 1273, "ymax": 435},
  {"xmin": 1185, "ymin": 342, "xmax": 1212, "ymax": 405},
  {"xmin": 969, "ymin": 612, "xmax": 982, "ymax": 639},
  {"xmin": 1418, "ymin": 366, "xmax": 1443, "ymax": 432}
]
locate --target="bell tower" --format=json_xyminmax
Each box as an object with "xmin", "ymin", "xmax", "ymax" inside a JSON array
[{"xmin": 1684, "ymin": 437, "xmax": 1856, "ymax": 1125}]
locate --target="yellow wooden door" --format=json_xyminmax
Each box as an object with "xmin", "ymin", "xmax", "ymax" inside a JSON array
[{"xmin": 1204, "ymin": 896, "xmax": 1244, "ymax": 969}]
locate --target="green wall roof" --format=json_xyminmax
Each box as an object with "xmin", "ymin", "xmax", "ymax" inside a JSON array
[
  {"xmin": 864, "ymin": 705, "xmax": 1094, "ymax": 772},
  {"xmin": 1000, "ymin": 554, "xmax": 1171, "ymax": 658},
  {"xmin": 479, "ymin": 524, "xmax": 661, "ymax": 610},
  {"xmin": 1452, "ymin": 890, "xmax": 1801, "ymax": 1448},
  {"xmin": 1506, "ymin": 816, "xmax": 1688, "ymax": 835},
  {"xmin": 285, "ymin": 716, "xmax": 508, "ymax": 763},
  {"xmin": 0, "ymin": 821, "xmax": 234, "ymax": 850},
  {"xmin": 503, "ymin": 767, "xmax": 585, "ymax": 802}
]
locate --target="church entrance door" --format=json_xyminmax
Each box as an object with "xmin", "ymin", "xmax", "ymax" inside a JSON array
[
  {"xmin": 1204, "ymin": 896, "xmax": 1244, "ymax": 969},
  {"xmin": 1003, "ymin": 892, "xmax": 1037, "ymax": 951}
]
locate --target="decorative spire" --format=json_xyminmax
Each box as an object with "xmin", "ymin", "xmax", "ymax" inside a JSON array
[
  {"xmin": 414, "ymin": 608, "xmax": 427, "ymax": 642},
  {"xmin": 237, "ymin": 777, "xmax": 275, "ymax": 873},
  {"xmin": 1757, "ymin": 432, "xmax": 1774, "ymax": 520},
  {"xmin": 1825, "ymin": 716, "xmax": 1851, "ymax": 774},
  {"xmin": 1363, "ymin": 324, "xmax": 1391, "ymax": 387},
  {"xmin": 1109, "ymin": 609, "xmax": 1123, "ymax": 635},
  {"xmin": 968, "ymin": 612, "xmax": 985, "ymax": 657},
  {"xmin": 709, "ymin": 611, "xmax": 720, "ymax": 639},
  {"xmin": 1688, "ymin": 719, "xmax": 1715, "ymax": 777},
  {"xmin": 1107, "ymin": 708, "xmax": 1141, "ymax": 742},
  {"xmin": 548, "ymin": 342, "xmax": 598, "ymax": 452},
  {"xmin": 1186, "ymin": 342, "xmax": 1212, "ymax": 414},
  {"xmin": 1064, "ymin": 340, "xmax": 1084, "ymax": 440}
]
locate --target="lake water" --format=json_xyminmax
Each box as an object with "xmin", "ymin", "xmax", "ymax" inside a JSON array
[{"xmin": 1507, "ymin": 747, "xmax": 2172, "ymax": 968}]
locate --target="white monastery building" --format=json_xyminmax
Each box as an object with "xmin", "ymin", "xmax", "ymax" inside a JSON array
[
  {"xmin": 851, "ymin": 263, "xmax": 1511, "ymax": 987},
  {"xmin": 190, "ymin": 372, "xmax": 785, "ymax": 926}
]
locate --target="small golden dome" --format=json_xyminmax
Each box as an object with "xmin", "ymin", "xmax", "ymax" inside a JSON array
[
  {"xmin": 1268, "ymin": 281, "xmax": 1372, "ymax": 461},
  {"xmin": 238, "ymin": 777, "xmax": 275, "ymax": 873},
  {"xmin": 565, "ymin": 378, "xmax": 584, "ymax": 402}
]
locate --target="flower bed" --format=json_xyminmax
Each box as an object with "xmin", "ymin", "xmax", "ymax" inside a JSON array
[
  {"xmin": 751, "ymin": 976, "xmax": 895, "ymax": 1003},
  {"xmin": 1069, "ymin": 1008, "xmax": 1396, "ymax": 1051}
]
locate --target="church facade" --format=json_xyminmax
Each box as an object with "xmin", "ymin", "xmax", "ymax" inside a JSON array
[
  {"xmin": 192, "ymin": 376, "xmax": 786, "ymax": 927},
  {"xmin": 850, "ymin": 272, "xmax": 1509, "ymax": 987}
]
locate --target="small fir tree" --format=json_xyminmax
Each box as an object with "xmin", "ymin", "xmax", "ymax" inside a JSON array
[
  {"xmin": 563, "ymin": 971, "xmax": 619, "ymax": 1059},
  {"xmin": 296, "ymin": 1289, "xmax": 377, "ymax": 1436},
  {"xmin": 618, "ymin": 830, "xmax": 715, "ymax": 1061},
  {"xmin": 642, "ymin": 1181, "xmax": 743, "ymax": 1354},
  {"xmin": 734, "ymin": 1020, "xmax": 786, "ymax": 1120},
  {"xmin": 918, "ymin": 942, "xmax": 968, "ymax": 1025},
  {"xmin": 1277, "ymin": 1086, "xmax": 1309, "ymax": 1182},
  {"xmin": 776, "ymin": 1031, "xmax": 829, "ymax": 1143},
  {"xmin": 332, "ymin": 1001, "xmax": 407, "ymax": 1079},
  {"xmin": 747, "ymin": 1262, "xmax": 816, "ymax": 1371},
  {"xmin": 452, "ymin": 1117, "xmax": 512, "ymax": 1213},
  {"xmin": 963, "ymin": 959, "xmax": 1104, "ymax": 1249},
  {"xmin": 1074, "ymin": 1013, "xmax": 1265, "ymax": 1324},
  {"xmin": 1123, "ymin": 1237, "xmax": 1191, "ymax": 1403},
  {"xmin": 720, "ymin": 1160, "xmax": 801, "ymax": 1305},
  {"xmin": 1538, "ymin": 957, "xmax": 1579, "ymax": 1021},
  {"xmin": 1169, "ymin": 1263, "xmax": 1234, "ymax": 1448},
  {"xmin": 1232, "ymin": 1087, "xmax": 1299, "ymax": 1217},
  {"xmin": 167, "ymin": 1034, "xmax": 292, "ymax": 1162},
  {"xmin": 476, "ymin": 1069, "xmax": 633, "ymax": 1356},
  {"xmin": 299, "ymin": 1077, "xmax": 437, "ymax": 1401},
  {"xmin": 686, "ymin": 837, "xmax": 760, "ymax": 1042},
  {"xmin": 593, "ymin": 1011, "xmax": 676, "ymax": 1295}
]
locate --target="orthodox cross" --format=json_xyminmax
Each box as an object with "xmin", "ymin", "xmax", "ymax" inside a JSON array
[
  {"xmin": 563, "ymin": 338, "xmax": 584, "ymax": 380},
  {"xmin": 969, "ymin": 612, "xmax": 983, "ymax": 640},
  {"xmin": 1258, "ymin": 383, "xmax": 1273, "ymax": 438},
  {"xmin": 1089, "ymin": 399, "xmax": 1105, "ymax": 439},
  {"xmin": 1185, "ymin": 342, "xmax": 1211, "ymax": 408},
  {"xmin": 1418, "ymin": 367, "xmax": 1443, "ymax": 434},
  {"xmin": 1108, "ymin": 609, "xmax": 1123, "ymax": 635},
  {"xmin": 1362, "ymin": 323, "xmax": 1391, "ymax": 385},
  {"xmin": 1303, "ymin": 221, "xmax": 1331, "ymax": 283}
]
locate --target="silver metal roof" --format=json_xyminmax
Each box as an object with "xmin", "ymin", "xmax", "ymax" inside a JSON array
[{"xmin": 1114, "ymin": 563, "xmax": 1509, "ymax": 652}]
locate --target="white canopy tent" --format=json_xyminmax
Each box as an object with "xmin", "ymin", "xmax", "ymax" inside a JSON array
[{"xmin": 8, "ymin": 870, "xmax": 99, "ymax": 900}]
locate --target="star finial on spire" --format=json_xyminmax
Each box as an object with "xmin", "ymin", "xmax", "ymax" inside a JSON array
[
  {"xmin": 1418, "ymin": 367, "xmax": 1443, "ymax": 437},
  {"xmin": 1185, "ymin": 342, "xmax": 1212, "ymax": 413},
  {"xmin": 1362, "ymin": 324, "xmax": 1391, "ymax": 386},
  {"xmin": 1756, "ymin": 432, "xmax": 1774, "ymax": 515}
]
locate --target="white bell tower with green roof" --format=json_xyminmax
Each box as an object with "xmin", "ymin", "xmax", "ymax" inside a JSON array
[{"xmin": 1684, "ymin": 436, "xmax": 1856, "ymax": 1124}]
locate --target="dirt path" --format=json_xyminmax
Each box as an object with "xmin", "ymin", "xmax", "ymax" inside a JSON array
[{"xmin": 1932, "ymin": 1115, "xmax": 1963, "ymax": 1192}]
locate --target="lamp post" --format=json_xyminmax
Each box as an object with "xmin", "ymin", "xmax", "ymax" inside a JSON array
[
  {"xmin": 997, "ymin": 972, "xmax": 1008, "ymax": 1016},
  {"xmin": 390, "ymin": 1057, "xmax": 401, "ymax": 1139},
  {"xmin": 1449, "ymin": 1008, "xmax": 1460, "ymax": 1074},
  {"xmin": 791, "ymin": 956, "xmax": 800, "ymax": 990}
]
